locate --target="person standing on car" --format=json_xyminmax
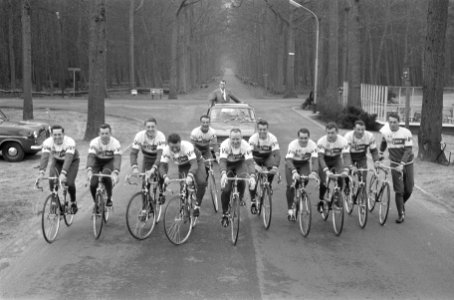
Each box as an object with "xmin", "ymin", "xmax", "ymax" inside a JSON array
[{"xmin": 208, "ymin": 80, "xmax": 241, "ymax": 108}]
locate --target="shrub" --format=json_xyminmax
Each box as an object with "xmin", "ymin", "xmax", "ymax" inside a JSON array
[{"xmin": 318, "ymin": 102, "xmax": 379, "ymax": 131}]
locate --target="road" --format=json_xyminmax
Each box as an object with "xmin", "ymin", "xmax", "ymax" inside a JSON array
[{"xmin": 1, "ymin": 72, "xmax": 454, "ymax": 299}]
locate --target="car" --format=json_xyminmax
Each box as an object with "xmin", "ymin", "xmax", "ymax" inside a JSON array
[
  {"xmin": 207, "ymin": 103, "xmax": 257, "ymax": 150},
  {"xmin": 0, "ymin": 108, "xmax": 50, "ymax": 162}
]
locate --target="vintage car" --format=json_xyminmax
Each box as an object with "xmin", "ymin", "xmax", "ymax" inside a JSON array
[
  {"xmin": 207, "ymin": 103, "xmax": 257, "ymax": 150},
  {"xmin": 0, "ymin": 108, "xmax": 50, "ymax": 162}
]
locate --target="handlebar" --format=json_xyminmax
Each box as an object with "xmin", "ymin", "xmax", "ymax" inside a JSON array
[
  {"xmin": 35, "ymin": 177, "xmax": 62, "ymax": 191},
  {"xmin": 291, "ymin": 175, "xmax": 319, "ymax": 188}
]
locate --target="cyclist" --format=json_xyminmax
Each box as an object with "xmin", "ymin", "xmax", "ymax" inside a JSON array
[
  {"xmin": 219, "ymin": 128, "xmax": 256, "ymax": 227},
  {"xmin": 190, "ymin": 114, "xmax": 219, "ymax": 177},
  {"xmin": 317, "ymin": 122, "xmax": 351, "ymax": 212},
  {"xmin": 344, "ymin": 120, "xmax": 379, "ymax": 197},
  {"xmin": 159, "ymin": 133, "xmax": 207, "ymax": 218},
  {"xmin": 38, "ymin": 125, "xmax": 79, "ymax": 214},
  {"xmin": 378, "ymin": 113, "xmax": 414, "ymax": 224},
  {"xmin": 248, "ymin": 119, "xmax": 280, "ymax": 214},
  {"xmin": 285, "ymin": 128, "xmax": 319, "ymax": 220},
  {"xmin": 130, "ymin": 117, "xmax": 166, "ymax": 204},
  {"xmin": 87, "ymin": 123, "xmax": 122, "ymax": 210}
]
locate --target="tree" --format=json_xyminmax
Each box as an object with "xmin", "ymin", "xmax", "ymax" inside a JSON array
[
  {"xmin": 284, "ymin": 7, "xmax": 297, "ymax": 98},
  {"xmin": 21, "ymin": 0, "xmax": 33, "ymax": 120},
  {"xmin": 84, "ymin": 0, "xmax": 106, "ymax": 141},
  {"xmin": 346, "ymin": 0, "xmax": 361, "ymax": 108},
  {"xmin": 417, "ymin": 0, "xmax": 449, "ymax": 163}
]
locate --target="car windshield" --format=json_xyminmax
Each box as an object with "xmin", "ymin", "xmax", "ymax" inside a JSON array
[{"xmin": 210, "ymin": 107, "xmax": 256, "ymax": 123}]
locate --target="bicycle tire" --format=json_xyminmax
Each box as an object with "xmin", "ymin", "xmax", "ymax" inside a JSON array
[
  {"xmin": 163, "ymin": 195, "xmax": 193, "ymax": 245},
  {"xmin": 102, "ymin": 190, "xmax": 109, "ymax": 223},
  {"xmin": 344, "ymin": 182, "xmax": 354, "ymax": 215},
  {"xmin": 230, "ymin": 194, "xmax": 240, "ymax": 246},
  {"xmin": 93, "ymin": 193, "xmax": 104, "ymax": 240},
  {"xmin": 320, "ymin": 200, "xmax": 329, "ymax": 221},
  {"xmin": 261, "ymin": 186, "xmax": 272, "ymax": 230},
  {"xmin": 357, "ymin": 186, "xmax": 368, "ymax": 229},
  {"xmin": 126, "ymin": 192, "xmax": 157, "ymax": 240},
  {"xmin": 208, "ymin": 172, "xmax": 219, "ymax": 213},
  {"xmin": 150, "ymin": 186, "xmax": 163, "ymax": 223},
  {"xmin": 41, "ymin": 194, "xmax": 61, "ymax": 243},
  {"xmin": 368, "ymin": 174, "xmax": 378, "ymax": 212},
  {"xmin": 378, "ymin": 182, "xmax": 390, "ymax": 225},
  {"xmin": 331, "ymin": 191, "xmax": 344, "ymax": 236},
  {"xmin": 298, "ymin": 192, "xmax": 311, "ymax": 237},
  {"xmin": 63, "ymin": 198, "xmax": 74, "ymax": 227}
]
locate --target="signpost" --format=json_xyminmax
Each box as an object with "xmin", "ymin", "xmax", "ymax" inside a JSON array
[
  {"xmin": 67, "ymin": 67, "xmax": 80, "ymax": 96},
  {"xmin": 403, "ymin": 67, "xmax": 410, "ymax": 128}
]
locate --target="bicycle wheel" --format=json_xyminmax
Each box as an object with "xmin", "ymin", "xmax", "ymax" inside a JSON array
[
  {"xmin": 320, "ymin": 200, "xmax": 329, "ymax": 221},
  {"xmin": 378, "ymin": 182, "xmax": 390, "ymax": 225},
  {"xmin": 368, "ymin": 174, "xmax": 378, "ymax": 212},
  {"xmin": 63, "ymin": 199, "xmax": 74, "ymax": 227},
  {"xmin": 163, "ymin": 196, "xmax": 193, "ymax": 245},
  {"xmin": 208, "ymin": 172, "xmax": 219, "ymax": 213},
  {"xmin": 41, "ymin": 195, "xmax": 61, "ymax": 243},
  {"xmin": 331, "ymin": 191, "xmax": 344, "ymax": 236},
  {"xmin": 126, "ymin": 192, "xmax": 157, "ymax": 240},
  {"xmin": 93, "ymin": 193, "xmax": 104, "ymax": 239},
  {"xmin": 357, "ymin": 186, "xmax": 368, "ymax": 229},
  {"xmin": 261, "ymin": 186, "xmax": 272, "ymax": 230},
  {"xmin": 230, "ymin": 195, "xmax": 240, "ymax": 246},
  {"xmin": 344, "ymin": 179, "xmax": 354, "ymax": 215},
  {"xmin": 152, "ymin": 187, "xmax": 163, "ymax": 223},
  {"xmin": 298, "ymin": 192, "xmax": 311, "ymax": 237}
]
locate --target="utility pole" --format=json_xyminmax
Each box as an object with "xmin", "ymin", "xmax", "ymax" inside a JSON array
[{"xmin": 403, "ymin": 67, "xmax": 411, "ymax": 128}]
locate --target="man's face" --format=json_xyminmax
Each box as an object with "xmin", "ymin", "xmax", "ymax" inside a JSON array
[
  {"xmin": 169, "ymin": 142, "xmax": 181, "ymax": 153},
  {"xmin": 230, "ymin": 131, "xmax": 242, "ymax": 148},
  {"xmin": 298, "ymin": 132, "xmax": 309, "ymax": 147},
  {"xmin": 200, "ymin": 117, "xmax": 210, "ymax": 132},
  {"xmin": 326, "ymin": 128, "xmax": 338, "ymax": 142},
  {"xmin": 219, "ymin": 81, "xmax": 226, "ymax": 90},
  {"xmin": 99, "ymin": 128, "xmax": 111, "ymax": 144},
  {"xmin": 258, "ymin": 124, "xmax": 268, "ymax": 139},
  {"xmin": 388, "ymin": 117, "xmax": 399, "ymax": 132},
  {"xmin": 145, "ymin": 121, "xmax": 157, "ymax": 137},
  {"xmin": 354, "ymin": 124, "xmax": 365, "ymax": 138},
  {"xmin": 52, "ymin": 129, "xmax": 64, "ymax": 145}
]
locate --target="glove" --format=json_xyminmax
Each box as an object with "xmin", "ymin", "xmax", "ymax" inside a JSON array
[
  {"xmin": 185, "ymin": 174, "xmax": 194, "ymax": 186},
  {"xmin": 59, "ymin": 173, "xmax": 67, "ymax": 183},
  {"xmin": 249, "ymin": 175, "xmax": 256, "ymax": 190},
  {"xmin": 132, "ymin": 166, "xmax": 139, "ymax": 176},
  {"xmin": 150, "ymin": 165, "xmax": 157, "ymax": 175},
  {"xmin": 111, "ymin": 172, "xmax": 119, "ymax": 185},
  {"xmin": 215, "ymin": 153, "xmax": 220, "ymax": 164},
  {"xmin": 326, "ymin": 170, "xmax": 333, "ymax": 179},
  {"xmin": 292, "ymin": 170, "xmax": 300, "ymax": 181},
  {"xmin": 221, "ymin": 172, "xmax": 227, "ymax": 189},
  {"xmin": 269, "ymin": 166, "xmax": 278, "ymax": 175},
  {"xmin": 87, "ymin": 169, "xmax": 93, "ymax": 181},
  {"xmin": 164, "ymin": 176, "xmax": 170, "ymax": 186}
]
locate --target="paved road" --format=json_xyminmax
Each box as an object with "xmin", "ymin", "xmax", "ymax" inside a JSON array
[{"xmin": 1, "ymin": 72, "xmax": 454, "ymax": 299}]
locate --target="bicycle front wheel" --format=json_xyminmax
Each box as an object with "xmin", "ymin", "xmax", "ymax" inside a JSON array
[
  {"xmin": 344, "ymin": 185, "xmax": 354, "ymax": 215},
  {"xmin": 41, "ymin": 195, "xmax": 61, "ymax": 243},
  {"xmin": 63, "ymin": 199, "xmax": 74, "ymax": 227},
  {"xmin": 331, "ymin": 191, "xmax": 344, "ymax": 236},
  {"xmin": 368, "ymin": 174, "xmax": 378, "ymax": 212},
  {"xmin": 357, "ymin": 186, "xmax": 368, "ymax": 229},
  {"xmin": 378, "ymin": 182, "xmax": 390, "ymax": 225},
  {"xmin": 126, "ymin": 192, "xmax": 157, "ymax": 240},
  {"xmin": 208, "ymin": 172, "xmax": 219, "ymax": 213},
  {"xmin": 261, "ymin": 186, "xmax": 272, "ymax": 230},
  {"xmin": 163, "ymin": 196, "xmax": 193, "ymax": 245},
  {"xmin": 230, "ymin": 195, "xmax": 240, "ymax": 246},
  {"xmin": 298, "ymin": 192, "xmax": 311, "ymax": 237},
  {"xmin": 92, "ymin": 193, "xmax": 104, "ymax": 240}
]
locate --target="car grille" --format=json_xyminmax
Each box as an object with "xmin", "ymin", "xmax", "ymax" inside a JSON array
[{"xmin": 36, "ymin": 129, "xmax": 48, "ymax": 144}]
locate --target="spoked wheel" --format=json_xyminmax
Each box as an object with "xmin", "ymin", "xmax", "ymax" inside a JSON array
[
  {"xmin": 41, "ymin": 195, "xmax": 61, "ymax": 243},
  {"xmin": 230, "ymin": 195, "xmax": 240, "ymax": 246},
  {"xmin": 320, "ymin": 200, "xmax": 329, "ymax": 221},
  {"xmin": 298, "ymin": 193, "xmax": 312, "ymax": 237},
  {"xmin": 261, "ymin": 187, "xmax": 272, "ymax": 230},
  {"xmin": 92, "ymin": 193, "xmax": 105, "ymax": 240},
  {"xmin": 126, "ymin": 192, "xmax": 157, "ymax": 240},
  {"xmin": 357, "ymin": 186, "xmax": 368, "ymax": 229},
  {"xmin": 368, "ymin": 174, "xmax": 378, "ymax": 212},
  {"xmin": 208, "ymin": 173, "xmax": 219, "ymax": 213},
  {"xmin": 63, "ymin": 201, "xmax": 74, "ymax": 227},
  {"xmin": 378, "ymin": 183, "xmax": 390, "ymax": 225},
  {"xmin": 163, "ymin": 196, "xmax": 193, "ymax": 245},
  {"xmin": 331, "ymin": 191, "xmax": 344, "ymax": 236},
  {"xmin": 344, "ymin": 177, "xmax": 355, "ymax": 215},
  {"xmin": 152, "ymin": 187, "xmax": 163, "ymax": 223}
]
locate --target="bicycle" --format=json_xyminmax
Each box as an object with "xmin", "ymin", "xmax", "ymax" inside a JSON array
[
  {"xmin": 225, "ymin": 175, "xmax": 249, "ymax": 246},
  {"xmin": 289, "ymin": 175, "xmax": 319, "ymax": 237},
  {"xmin": 344, "ymin": 166, "xmax": 374, "ymax": 229},
  {"xmin": 35, "ymin": 176, "xmax": 75, "ymax": 243},
  {"xmin": 90, "ymin": 173, "xmax": 114, "ymax": 240},
  {"xmin": 252, "ymin": 169, "xmax": 280, "ymax": 230},
  {"xmin": 125, "ymin": 172, "xmax": 163, "ymax": 240},
  {"xmin": 163, "ymin": 178, "xmax": 197, "ymax": 245},
  {"xmin": 319, "ymin": 172, "xmax": 347, "ymax": 236},
  {"xmin": 205, "ymin": 158, "xmax": 219, "ymax": 213},
  {"xmin": 368, "ymin": 162, "xmax": 404, "ymax": 225}
]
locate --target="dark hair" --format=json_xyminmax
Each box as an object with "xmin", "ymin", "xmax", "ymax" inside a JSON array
[
  {"xmin": 388, "ymin": 112, "xmax": 400, "ymax": 122},
  {"xmin": 257, "ymin": 119, "xmax": 269, "ymax": 128},
  {"xmin": 51, "ymin": 125, "xmax": 64, "ymax": 133},
  {"xmin": 354, "ymin": 120, "xmax": 365, "ymax": 127},
  {"xmin": 326, "ymin": 122, "xmax": 338, "ymax": 131},
  {"xmin": 230, "ymin": 128, "xmax": 242, "ymax": 135},
  {"xmin": 144, "ymin": 118, "xmax": 157, "ymax": 125},
  {"xmin": 167, "ymin": 133, "xmax": 181, "ymax": 144},
  {"xmin": 200, "ymin": 115, "xmax": 210, "ymax": 122},
  {"xmin": 99, "ymin": 123, "xmax": 111, "ymax": 132},
  {"xmin": 297, "ymin": 128, "xmax": 310, "ymax": 137}
]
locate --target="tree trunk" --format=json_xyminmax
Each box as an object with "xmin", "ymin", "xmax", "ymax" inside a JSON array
[
  {"xmin": 168, "ymin": 15, "xmax": 178, "ymax": 99},
  {"xmin": 84, "ymin": 0, "xmax": 106, "ymax": 141},
  {"xmin": 56, "ymin": 8, "xmax": 65, "ymax": 96},
  {"xmin": 8, "ymin": 1, "xmax": 16, "ymax": 90},
  {"xmin": 347, "ymin": 0, "xmax": 361, "ymax": 108},
  {"xmin": 22, "ymin": 0, "xmax": 33, "ymax": 120},
  {"xmin": 129, "ymin": 0, "xmax": 135, "ymax": 91},
  {"xmin": 284, "ymin": 8, "xmax": 296, "ymax": 98},
  {"xmin": 417, "ymin": 0, "xmax": 449, "ymax": 163},
  {"xmin": 327, "ymin": 0, "xmax": 339, "ymax": 103}
]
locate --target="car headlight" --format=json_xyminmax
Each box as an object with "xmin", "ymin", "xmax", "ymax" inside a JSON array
[{"xmin": 33, "ymin": 130, "xmax": 38, "ymax": 139}]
